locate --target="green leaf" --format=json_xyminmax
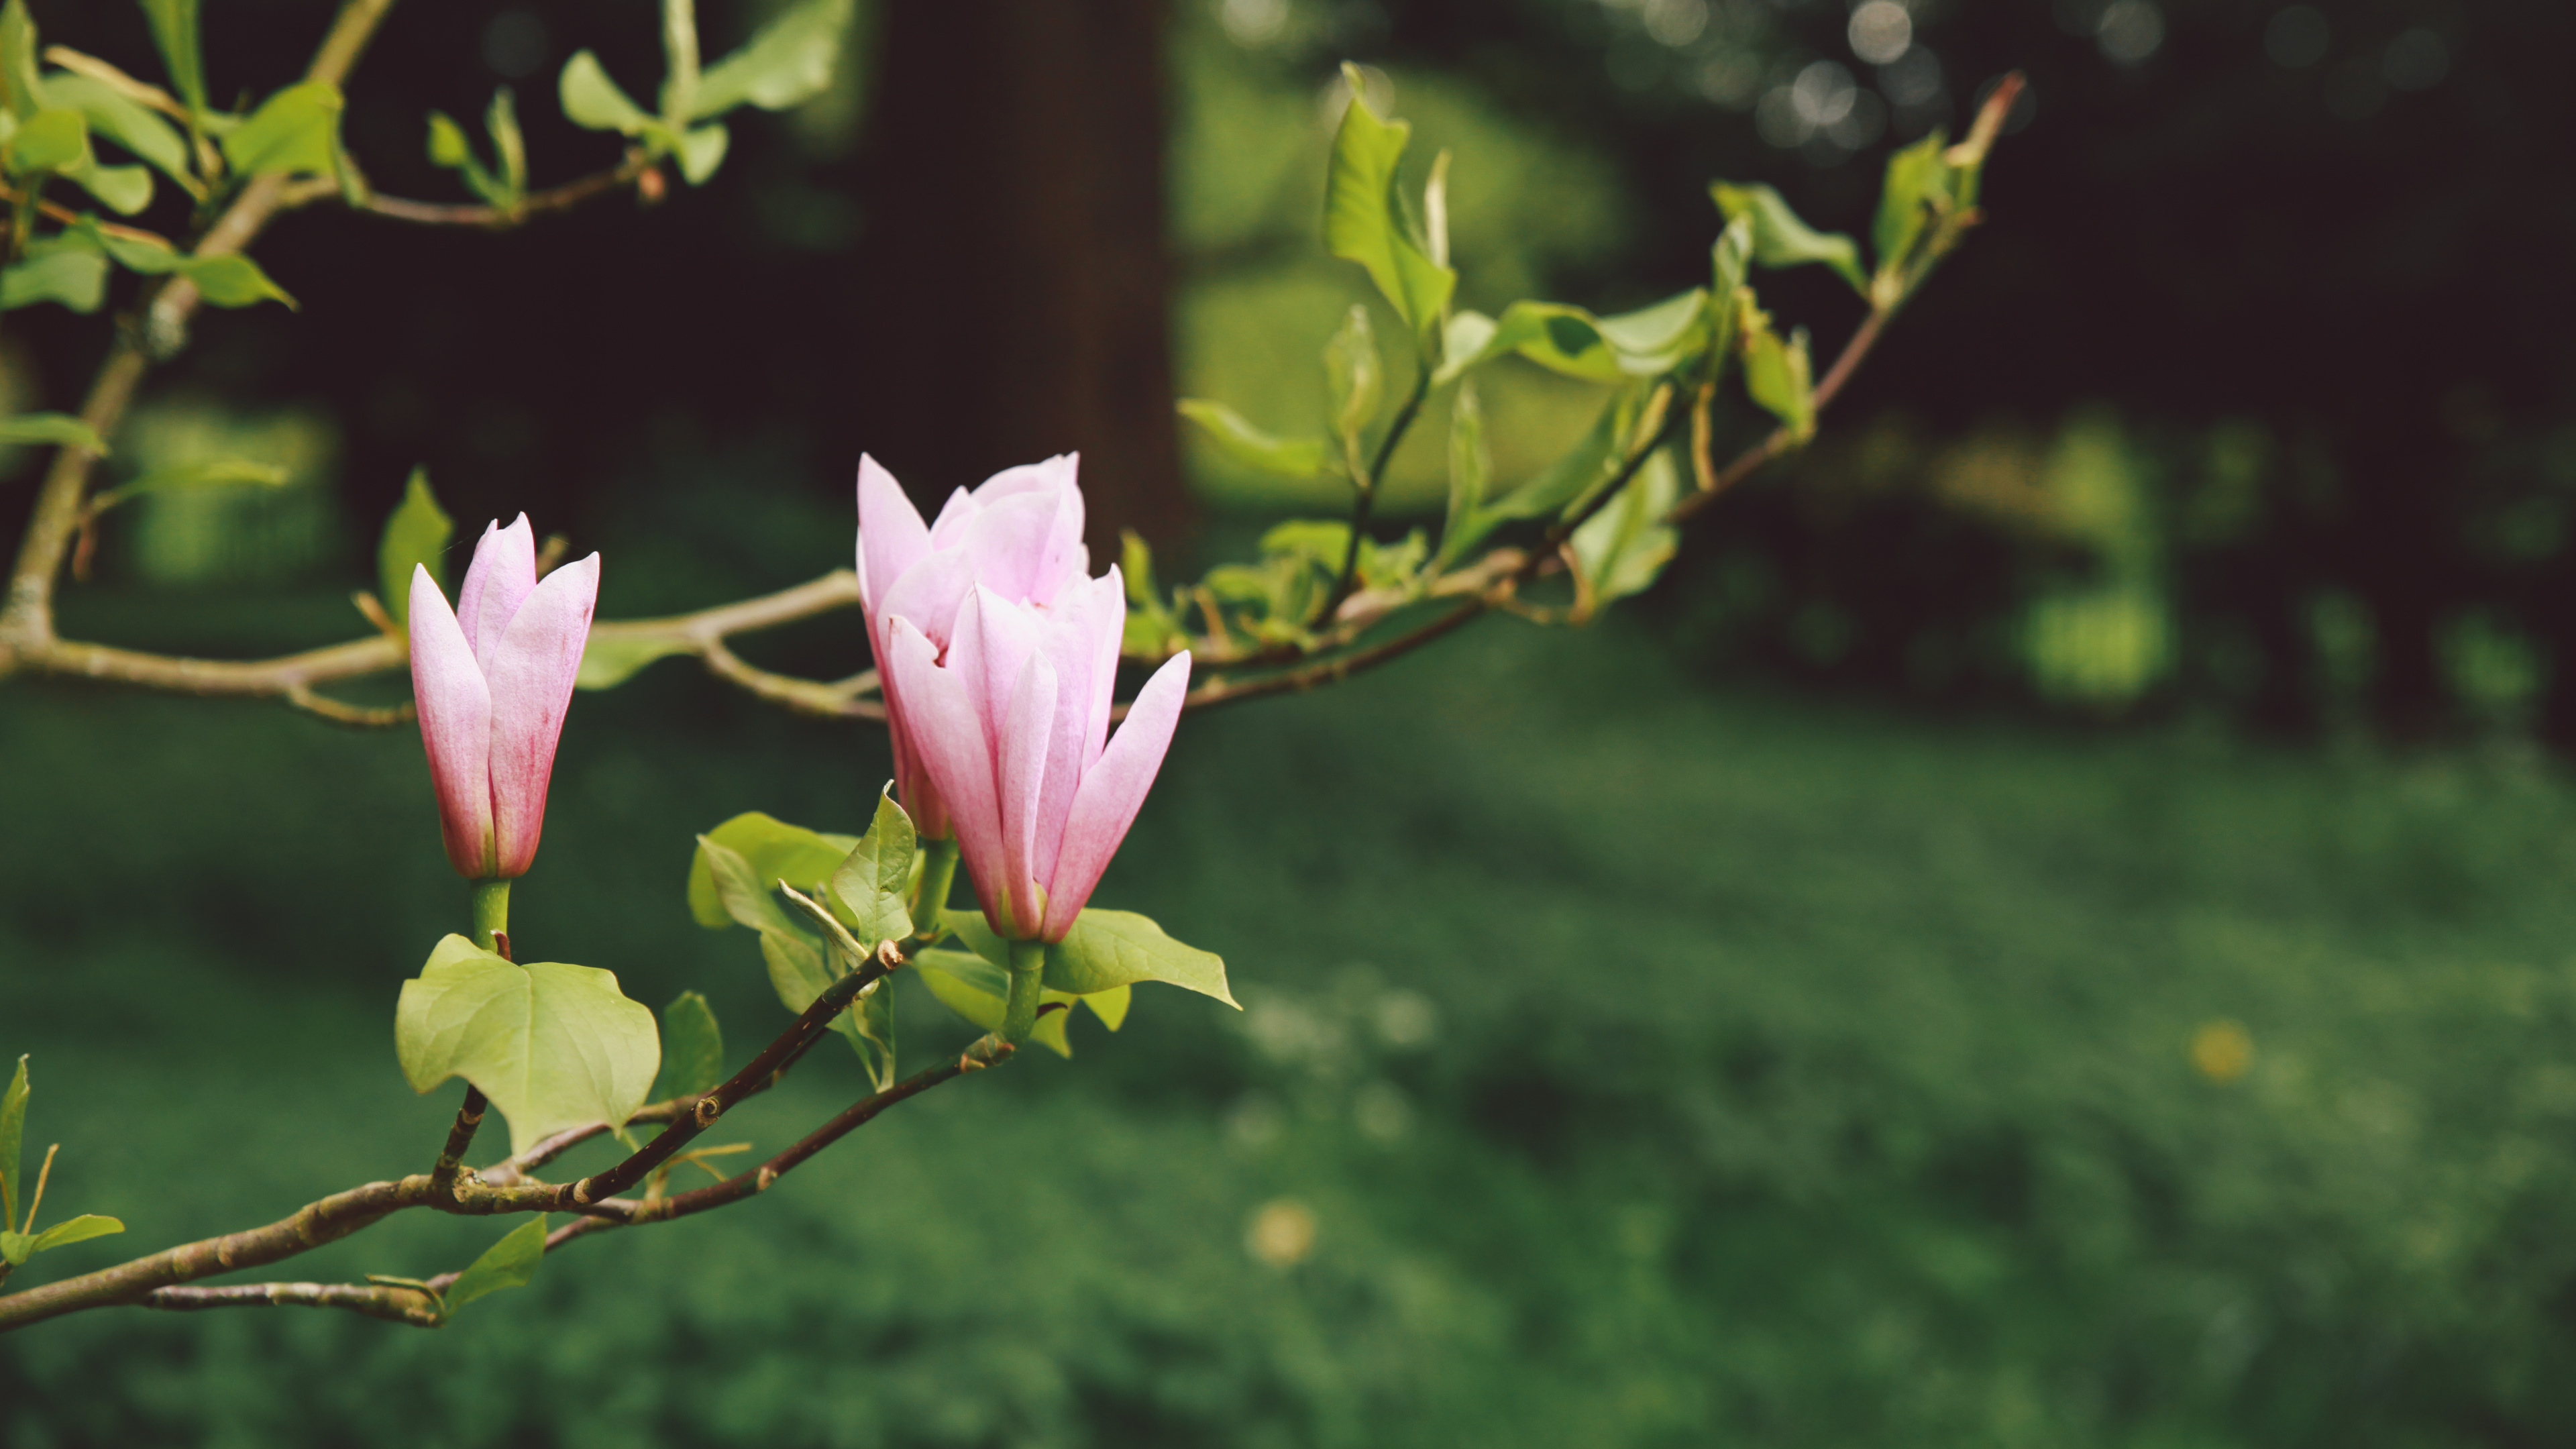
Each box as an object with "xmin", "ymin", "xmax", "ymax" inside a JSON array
[
  {"xmin": 1710, "ymin": 215, "xmax": 1752, "ymax": 331},
  {"xmin": 6, "ymin": 107, "xmax": 89, "ymax": 175},
  {"xmin": 180, "ymin": 252, "xmax": 294, "ymax": 309},
  {"xmin": 1709, "ymin": 181, "xmax": 1867, "ymax": 296},
  {"xmin": 1595, "ymin": 289, "xmax": 1714, "ymax": 376},
  {"xmin": 486, "ymin": 87, "xmax": 527, "ymax": 199},
  {"xmin": 1432, "ymin": 310, "xmax": 1497, "ymax": 386},
  {"xmin": 912, "ymin": 950, "xmax": 1073, "ymax": 1057},
  {"xmin": 1, "ymin": 246, "xmax": 107, "ymax": 313},
  {"xmin": 1569, "ymin": 448, "xmax": 1680, "ymax": 614},
  {"xmin": 693, "ymin": 0, "xmax": 853, "ymax": 116},
  {"xmin": 652, "ymin": 991, "xmax": 724, "ymax": 1100},
  {"xmin": 559, "ymin": 51, "xmax": 653, "ymax": 135},
  {"xmin": 1438, "ymin": 377, "xmax": 1490, "ymax": 566},
  {"xmin": 827, "ymin": 788, "xmax": 916, "ymax": 949},
  {"xmin": 394, "ymin": 934, "xmax": 662, "ymax": 1155},
  {"xmin": 1476, "ymin": 381, "xmax": 1650, "ymax": 527},
  {"xmin": 377, "ymin": 466, "xmax": 451, "ymax": 631},
  {"xmin": 1437, "ymin": 292, "xmax": 1708, "ymax": 388},
  {"xmin": 66, "ymin": 158, "xmax": 150, "ymax": 214},
  {"xmin": 136, "ymin": 0, "xmax": 205, "ymax": 116},
  {"xmin": 0, "ymin": 1230, "xmax": 29, "ymax": 1267},
  {"xmin": 28, "ymin": 1213, "xmax": 122, "ymax": 1253},
  {"xmin": 443, "ymin": 1216, "xmax": 548, "ymax": 1313},
  {"xmin": 575, "ymin": 633, "xmax": 691, "ymax": 690},
  {"xmin": 1322, "ymin": 64, "xmax": 1454, "ymax": 343},
  {"xmin": 2, "ymin": 1055, "xmax": 27, "ymax": 1232},
  {"xmin": 1738, "ymin": 296, "xmax": 1813, "ymax": 440},
  {"xmin": 426, "ymin": 111, "xmax": 472, "ymax": 168},
  {"xmin": 1175, "ymin": 399, "xmax": 1334, "ymax": 480},
  {"xmin": 759, "ymin": 927, "xmax": 892, "ymax": 1081},
  {"xmin": 0, "ymin": 413, "xmax": 101, "ymax": 452},
  {"xmin": 674, "ymin": 123, "xmax": 727, "ymax": 184},
  {"xmin": 91, "ymin": 455, "xmax": 288, "ymax": 511},
  {"xmin": 686, "ymin": 814, "xmax": 859, "ymax": 929},
  {"xmin": 1045, "ymin": 909, "xmax": 1239, "ymax": 1008},
  {"xmin": 697, "ymin": 835, "xmax": 807, "ymax": 938},
  {"xmin": 1873, "ymin": 129, "xmax": 1952, "ymax": 280},
  {"xmin": 222, "ymin": 81, "xmax": 341, "ymax": 178},
  {"xmin": 1323, "ymin": 303, "xmax": 1383, "ymax": 463},
  {"xmin": 0, "ymin": 0, "xmax": 42, "ymax": 119},
  {"xmin": 41, "ymin": 74, "xmax": 190, "ymax": 186},
  {"xmin": 58, "ymin": 215, "xmax": 180, "ymax": 274}
]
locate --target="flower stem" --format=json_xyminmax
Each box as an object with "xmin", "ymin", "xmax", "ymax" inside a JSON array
[
  {"xmin": 1000, "ymin": 939, "xmax": 1046, "ymax": 1044},
  {"xmin": 470, "ymin": 879, "xmax": 511, "ymax": 955},
  {"xmin": 911, "ymin": 837, "xmax": 959, "ymax": 941}
]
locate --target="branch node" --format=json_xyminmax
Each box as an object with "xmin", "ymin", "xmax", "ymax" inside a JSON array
[
  {"xmin": 692, "ymin": 1095, "xmax": 722, "ymax": 1128},
  {"xmin": 754, "ymin": 1166, "xmax": 778, "ymax": 1193},
  {"xmin": 572, "ymin": 1179, "xmax": 594, "ymax": 1205}
]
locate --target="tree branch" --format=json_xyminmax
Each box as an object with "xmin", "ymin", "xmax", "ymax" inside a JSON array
[{"xmin": 343, "ymin": 151, "xmax": 660, "ymax": 230}]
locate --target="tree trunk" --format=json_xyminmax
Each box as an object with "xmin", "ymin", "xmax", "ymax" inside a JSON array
[{"xmin": 849, "ymin": 0, "xmax": 1192, "ymax": 560}]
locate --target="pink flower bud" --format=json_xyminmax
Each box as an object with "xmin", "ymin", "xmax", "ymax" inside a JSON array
[
  {"xmin": 407, "ymin": 516, "xmax": 600, "ymax": 880},
  {"xmin": 855, "ymin": 453, "xmax": 1089, "ymax": 840}
]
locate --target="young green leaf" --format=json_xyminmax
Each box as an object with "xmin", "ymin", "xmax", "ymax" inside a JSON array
[
  {"xmin": 0, "ymin": 413, "xmax": 103, "ymax": 452},
  {"xmin": 692, "ymin": 0, "xmax": 853, "ymax": 117},
  {"xmin": 675, "ymin": 123, "xmax": 728, "ymax": 184},
  {"xmin": 686, "ymin": 813, "xmax": 860, "ymax": 928},
  {"xmin": 1323, "ymin": 303, "xmax": 1383, "ymax": 463},
  {"xmin": 1, "ymin": 246, "xmax": 109, "ymax": 313},
  {"xmin": 575, "ymin": 633, "xmax": 692, "ymax": 690},
  {"xmin": 697, "ymin": 835, "xmax": 808, "ymax": 939},
  {"xmin": 653, "ymin": 991, "xmax": 724, "ymax": 1100},
  {"xmin": 136, "ymin": 0, "xmax": 205, "ymax": 116},
  {"xmin": 27, "ymin": 1213, "xmax": 123, "ymax": 1254},
  {"xmin": 89, "ymin": 457, "xmax": 288, "ymax": 511},
  {"xmin": 559, "ymin": 51, "xmax": 653, "ymax": 135},
  {"xmin": 1709, "ymin": 181, "xmax": 1868, "ymax": 296},
  {"xmin": 1568, "ymin": 449, "xmax": 1680, "ymax": 616},
  {"xmin": 0, "ymin": 0, "xmax": 43, "ymax": 120},
  {"xmin": 222, "ymin": 81, "xmax": 342, "ymax": 178},
  {"xmin": 912, "ymin": 950, "xmax": 1075, "ymax": 1057},
  {"xmin": 5, "ymin": 107, "xmax": 90, "ymax": 176},
  {"xmin": 826, "ymin": 789, "xmax": 917, "ymax": 949},
  {"xmin": 1873, "ymin": 129, "xmax": 1952, "ymax": 284},
  {"xmin": 1044, "ymin": 909, "xmax": 1238, "ymax": 1008},
  {"xmin": 1175, "ymin": 400, "xmax": 1335, "ymax": 480},
  {"xmin": 377, "ymin": 466, "xmax": 451, "ymax": 631},
  {"xmin": 1322, "ymin": 63, "xmax": 1454, "ymax": 343},
  {"xmin": 443, "ymin": 1216, "xmax": 549, "ymax": 1313},
  {"xmin": 46, "ymin": 73, "xmax": 191, "ymax": 185},
  {"xmin": 65, "ymin": 158, "xmax": 151, "ymax": 214},
  {"xmin": 1438, "ymin": 378, "xmax": 1489, "ymax": 566},
  {"xmin": 486, "ymin": 87, "xmax": 527, "ymax": 200},
  {"xmin": 1, "ymin": 1055, "xmax": 27, "ymax": 1232},
  {"xmin": 177, "ymin": 253, "xmax": 294, "ymax": 309},
  {"xmin": 0, "ymin": 1230, "xmax": 30, "ymax": 1266},
  {"xmin": 1737, "ymin": 297, "xmax": 1814, "ymax": 440},
  {"xmin": 394, "ymin": 936, "xmax": 662, "ymax": 1155},
  {"xmin": 1472, "ymin": 381, "xmax": 1647, "ymax": 527}
]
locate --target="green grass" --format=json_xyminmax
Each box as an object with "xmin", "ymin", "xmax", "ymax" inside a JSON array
[{"xmin": 7, "ymin": 592, "xmax": 2576, "ymax": 1447}]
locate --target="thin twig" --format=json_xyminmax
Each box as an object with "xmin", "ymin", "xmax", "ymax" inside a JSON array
[
  {"xmin": 347, "ymin": 152, "xmax": 659, "ymax": 230},
  {"xmin": 1316, "ymin": 362, "xmax": 1430, "ymax": 627}
]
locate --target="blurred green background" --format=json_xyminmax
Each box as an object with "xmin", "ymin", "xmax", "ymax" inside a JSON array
[{"xmin": 9, "ymin": 0, "xmax": 2576, "ymax": 1443}]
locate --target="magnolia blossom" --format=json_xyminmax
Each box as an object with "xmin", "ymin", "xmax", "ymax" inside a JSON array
[
  {"xmin": 408, "ymin": 517, "xmax": 600, "ymax": 880},
  {"xmin": 855, "ymin": 453, "xmax": 1088, "ymax": 839},
  {"xmin": 883, "ymin": 579, "xmax": 1190, "ymax": 943}
]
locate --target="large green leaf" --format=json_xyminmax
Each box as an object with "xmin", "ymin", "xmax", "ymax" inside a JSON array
[
  {"xmin": 698, "ymin": 835, "xmax": 806, "ymax": 938},
  {"xmin": 1322, "ymin": 64, "xmax": 1454, "ymax": 342},
  {"xmin": 5, "ymin": 106, "xmax": 89, "ymax": 176},
  {"xmin": 44, "ymin": 72, "xmax": 190, "ymax": 185},
  {"xmin": 687, "ymin": 814, "xmax": 859, "ymax": 929},
  {"xmin": 1045, "ymin": 909, "xmax": 1238, "ymax": 1008},
  {"xmin": 222, "ymin": 81, "xmax": 341, "ymax": 178},
  {"xmin": 136, "ymin": 0, "xmax": 205, "ymax": 116},
  {"xmin": 1438, "ymin": 291, "xmax": 1711, "ymax": 388},
  {"xmin": 1, "ymin": 244, "xmax": 107, "ymax": 313},
  {"xmin": 1, "ymin": 1055, "xmax": 25, "ymax": 1232},
  {"xmin": 1176, "ymin": 399, "xmax": 1335, "ymax": 480},
  {"xmin": 443, "ymin": 1216, "xmax": 547, "ymax": 1313},
  {"xmin": 27, "ymin": 1213, "xmax": 122, "ymax": 1254},
  {"xmin": 693, "ymin": 0, "xmax": 852, "ymax": 116},
  {"xmin": 912, "ymin": 949, "xmax": 1074, "ymax": 1057},
  {"xmin": 376, "ymin": 466, "xmax": 450, "ymax": 630},
  {"xmin": 1569, "ymin": 448, "xmax": 1680, "ymax": 614},
  {"xmin": 1709, "ymin": 181, "xmax": 1867, "ymax": 296},
  {"xmin": 651, "ymin": 991, "xmax": 724, "ymax": 1100},
  {"xmin": 0, "ymin": 413, "xmax": 101, "ymax": 452},
  {"xmin": 559, "ymin": 51, "xmax": 654, "ymax": 135},
  {"xmin": 826, "ymin": 789, "xmax": 916, "ymax": 949},
  {"xmin": 394, "ymin": 935, "xmax": 661, "ymax": 1155}
]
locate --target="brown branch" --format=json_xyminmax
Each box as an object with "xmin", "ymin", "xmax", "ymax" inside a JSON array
[
  {"xmin": 427, "ymin": 1087, "xmax": 487, "ymax": 1197},
  {"xmin": 141, "ymin": 1281, "xmax": 441, "ymax": 1326},
  {"xmin": 347, "ymin": 152, "xmax": 660, "ymax": 230}
]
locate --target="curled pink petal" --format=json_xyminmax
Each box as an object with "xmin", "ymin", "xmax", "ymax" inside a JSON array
[
  {"xmin": 484, "ymin": 553, "xmax": 600, "ymax": 878},
  {"xmin": 954, "ymin": 586, "xmax": 1043, "ymax": 754},
  {"xmin": 1042, "ymin": 651, "xmax": 1191, "ymax": 941},
  {"xmin": 409, "ymin": 563, "xmax": 497, "ymax": 878},
  {"xmin": 885, "ymin": 616, "xmax": 1007, "ymax": 928},
  {"xmin": 877, "ymin": 548, "xmax": 977, "ymax": 654},
  {"xmin": 458, "ymin": 515, "xmax": 537, "ymax": 669},
  {"xmin": 997, "ymin": 650, "xmax": 1059, "ymax": 938},
  {"xmin": 960, "ymin": 491, "xmax": 1064, "ymax": 603},
  {"xmin": 856, "ymin": 455, "xmax": 931, "ymax": 619}
]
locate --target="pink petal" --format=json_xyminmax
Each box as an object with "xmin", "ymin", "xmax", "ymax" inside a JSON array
[
  {"xmin": 885, "ymin": 617, "xmax": 1008, "ymax": 933},
  {"xmin": 878, "ymin": 668, "xmax": 950, "ymax": 840},
  {"xmin": 974, "ymin": 455, "xmax": 1087, "ymax": 604},
  {"xmin": 1083, "ymin": 570, "xmax": 1125, "ymax": 767},
  {"xmin": 408, "ymin": 564, "xmax": 496, "ymax": 878},
  {"xmin": 997, "ymin": 650, "xmax": 1059, "ymax": 938},
  {"xmin": 483, "ymin": 553, "xmax": 600, "ymax": 878},
  {"xmin": 960, "ymin": 490, "xmax": 1063, "ymax": 602},
  {"xmin": 1040, "ymin": 651, "xmax": 1191, "ymax": 941},
  {"xmin": 457, "ymin": 515, "xmax": 537, "ymax": 670},
  {"xmin": 855, "ymin": 455, "xmax": 930, "ymax": 620},
  {"xmin": 951, "ymin": 587, "xmax": 1042, "ymax": 762},
  {"xmin": 926, "ymin": 486, "xmax": 978, "ymax": 549},
  {"xmin": 878, "ymin": 548, "xmax": 976, "ymax": 653},
  {"xmin": 1026, "ymin": 580, "xmax": 1110, "ymax": 875}
]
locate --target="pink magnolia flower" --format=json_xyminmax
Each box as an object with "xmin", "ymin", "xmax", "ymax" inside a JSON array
[
  {"xmin": 855, "ymin": 453, "xmax": 1088, "ymax": 839},
  {"xmin": 881, "ymin": 570, "xmax": 1191, "ymax": 944},
  {"xmin": 407, "ymin": 517, "xmax": 601, "ymax": 880}
]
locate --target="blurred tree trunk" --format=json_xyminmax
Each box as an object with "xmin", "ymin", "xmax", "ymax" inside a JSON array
[{"xmin": 849, "ymin": 0, "xmax": 1191, "ymax": 559}]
